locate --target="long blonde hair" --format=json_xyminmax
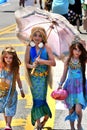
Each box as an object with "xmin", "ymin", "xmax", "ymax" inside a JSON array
[{"xmin": 25, "ymin": 27, "xmax": 53, "ymax": 88}]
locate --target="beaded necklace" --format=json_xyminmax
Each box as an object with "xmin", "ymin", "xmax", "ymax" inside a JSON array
[{"xmin": 69, "ymin": 58, "xmax": 81, "ymax": 69}]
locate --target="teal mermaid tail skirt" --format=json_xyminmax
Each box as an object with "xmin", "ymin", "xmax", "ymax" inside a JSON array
[
  {"xmin": 30, "ymin": 72, "xmax": 52, "ymax": 126},
  {"xmin": 31, "ymin": 99, "xmax": 52, "ymax": 126}
]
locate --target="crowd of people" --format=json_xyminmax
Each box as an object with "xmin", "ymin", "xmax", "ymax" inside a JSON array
[
  {"xmin": 19, "ymin": 0, "xmax": 87, "ymax": 33},
  {"xmin": 1, "ymin": 28, "xmax": 87, "ymax": 130},
  {"xmin": 0, "ymin": 1, "xmax": 87, "ymax": 130}
]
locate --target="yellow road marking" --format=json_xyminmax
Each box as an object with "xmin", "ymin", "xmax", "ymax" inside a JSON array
[
  {"xmin": 18, "ymin": 94, "xmax": 32, "ymax": 109},
  {"xmin": 0, "ymin": 25, "xmax": 16, "ymax": 35},
  {"xmin": 0, "ymin": 24, "xmax": 16, "ymax": 35},
  {"xmin": 0, "ymin": 31, "xmax": 15, "ymax": 34},
  {"xmin": 24, "ymin": 116, "xmax": 34, "ymax": 130},
  {"xmin": 0, "ymin": 119, "xmax": 26, "ymax": 128},
  {"xmin": 0, "ymin": 43, "xmax": 25, "ymax": 47},
  {"xmin": 0, "ymin": 29, "xmax": 16, "ymax": 35},
  {"xmin": 0, "ymin": 37, "xmax": 17, "ymax": 40},
  {"xmin": 45, "ymin": 87, "xmax": 56, "ymax": 129},
  {"xmin": 0, "ymin": 24, "xmax": 16, "ymax": 32}
]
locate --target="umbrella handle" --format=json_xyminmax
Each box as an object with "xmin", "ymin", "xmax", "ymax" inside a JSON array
[
  {"xmin": 31, "ymin": 68, "xmax": 35, "ymax": 75},
  {"xmin": 30, "ymin": 50, "xmax": 42, "ymax": 75}
]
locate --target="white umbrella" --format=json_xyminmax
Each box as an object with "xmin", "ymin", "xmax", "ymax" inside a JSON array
[{"xmin": 15, "ymin": 6, "xmax": 79, "ymax": 58}]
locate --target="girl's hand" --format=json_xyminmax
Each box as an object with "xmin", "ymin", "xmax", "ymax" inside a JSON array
[
  {"xmin": 32, "ymin": 61, "xmax": 38, "ymax": 68},
  {"xmin": 57, "ymin": 85, "xmax": 62, "ymax": 90},
  {"xmin": 32, "ymin": 56, "xmax": 40, "ymax": 68},
  {"xmin": 57, "ymin": 82, "xmax": 62, "ymax": 90},
  {"xmin": 20, "ymin": 90, "xmax": 25, "ymax": 98},
  {"xmin": 35, "ymin": 56, "xmax": 40, "ymax": 64}
]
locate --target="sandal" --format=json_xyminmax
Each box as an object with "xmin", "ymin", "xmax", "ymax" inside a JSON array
[
  {"xmin": 4, "ymin": 128, "xmax": 12, "ymax": 130},
  {"xmin": 77, "ymin": 124, "xmax": 83, "ymax": 130},
  {"xmin": 34, "ymin": 123, "xmax": 42, "ymax": 130},
  {"xmin": 4, "ymin": 126, "xmax": 12, "ymax": 130},
  {"xmin": 37, "ymin": 125, "xmax": 42, "ymax": 130}
]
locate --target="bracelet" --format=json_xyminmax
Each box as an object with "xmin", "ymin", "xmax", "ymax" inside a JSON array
[
  {"xmin": 20, "ymin": 88, "xmax": 23, "ymax": 91},
  {"xmin": 58, "ymin": 82, "xmax": 63, "ymax": 86}
]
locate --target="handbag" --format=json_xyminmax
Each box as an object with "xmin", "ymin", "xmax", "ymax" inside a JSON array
[{"xmin": 51, "ymin": 89, "xmax": 68, "ymax": 100}]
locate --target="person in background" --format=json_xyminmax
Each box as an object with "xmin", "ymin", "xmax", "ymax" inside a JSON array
[
  {"xmin": 44, "ymin": 0, "xmax": 53, "ymax": 12},
  {"xmin": 19, "ymin": 0, "xmax": 25, "ymax": 7},
  {"xmin": 0, "ymin": 46, "xmax": 25, "ymax": 130},
  {"xmin": 25, "ymin": 26, "xmax": 56, "ymax": 129},
  {"xmin": 68, "ymin": 0, "xmax": 83, "ymax": 33},
  {"xmin": 52, "ymin": 0, "xmax": 75, "ymax": 19},
  {"xmin": 34, "ymin": 0, "xmax": 43, "ymax": 9},
  {"xmin": 58, "ymin": 39, "xmax": 87, "ymax": 130}
]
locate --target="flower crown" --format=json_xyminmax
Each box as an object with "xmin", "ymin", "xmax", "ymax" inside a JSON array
[
  {"xmin": 72, "ymin": 36, "xmax": 81, "ymax": 44},
  {"xmin": 3, "ymin": 47, "xmax": 16, "ymax": 53}
]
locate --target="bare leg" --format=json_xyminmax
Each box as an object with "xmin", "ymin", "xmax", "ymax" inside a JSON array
[
  {"xmin": 76, "ymin": 18, "xmax": 81, "ymax": 33},
  {"xmin": 36, "ymin": 119, "xmax": 42, "ymax": 130},
  {"xmin": 19, "ymin": 0, "xmax": 21, "ymax": 6},
  {"xmin": 76, "ymin": 104, "xmax": 82, "ymax": 130},
  {"xmin": 19, "ymin": 0, "xmax": 25, "ymax": 7},
  {"xmin": 70, "ymin": 121, "xmax": 75, "ymax": 130},
  {"xmin": 39, "ymin": 0, "xmax": 43, "ymax": 9},
  {"xmin": 41, "ymin": 115, "xmax": 49, "ymax": 127},
  {"xmin": 4, "ymin": 113, "xmax": 7, "ymax": 125},
  {"xmin": 69, "ymin": 108, "xmax": 75, "ymax": 130},
  {"xmin": 4, "ymin": 114, "xmax": 12, "ymax": 128},
  {"xmin": 22, "ymin": 0, "xmax": 25, "ymax": 7},
  {"xmin": 34, "ymin": 0, "xmax": 37, "ymax": 4}
]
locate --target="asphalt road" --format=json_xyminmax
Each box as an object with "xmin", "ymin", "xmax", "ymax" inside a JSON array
[{"xmin": 0, "ymin": 1, "xmax": 87, "ymax": 130}]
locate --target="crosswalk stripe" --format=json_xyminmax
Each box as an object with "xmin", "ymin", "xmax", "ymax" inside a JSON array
[
  {"xmin": 0, "ymin": 119, "xmax": 26, "ymax": 128},
  {"xmin": 0, "ymin": 24, "xmax": 16, "ymax": 35},
  {"xmin": 0, "ymin": 24, "xmax": 16, "ymax": 32},
  {"xmin": 0, "ymin": 43, "xmax": 25, "ymax": 47},
  {"xmin": 0, "ymin": 37, "xmax": 18, "ymax": 40}
]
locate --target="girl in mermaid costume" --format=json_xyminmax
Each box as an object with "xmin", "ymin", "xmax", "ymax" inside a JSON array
[
  {"xmin": 0, "ymin": 46, "xmax": 25, "ymax": 130},
  {"xmin": 24, "ymin": 27, "xmax": 56, "ymax": 129},
  {"xmin": 58, "ymin": 39, "xmax": 87, "ymax": 130}
]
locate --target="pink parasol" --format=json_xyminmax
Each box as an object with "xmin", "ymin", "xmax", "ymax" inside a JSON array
[{"xmin": 15, "ymin": 6, "xmax": 79, "ymax": 58}]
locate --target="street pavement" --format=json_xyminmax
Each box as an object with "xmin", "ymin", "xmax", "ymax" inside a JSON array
[{"xmin": 0, "ymin": 1, "xmax": 87, "ymax": 130}]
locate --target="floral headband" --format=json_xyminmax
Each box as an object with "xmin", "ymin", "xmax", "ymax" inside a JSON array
[
  {"xmin": 2, "ymin": 47, "xmax": 16, "ymax": 54},
  {"xmin": 72, "ymin": 35, "xmax": 81, "ymax": 44}
]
